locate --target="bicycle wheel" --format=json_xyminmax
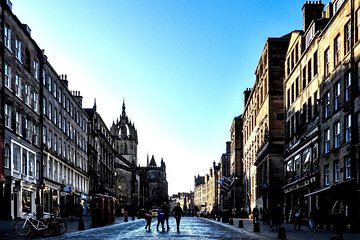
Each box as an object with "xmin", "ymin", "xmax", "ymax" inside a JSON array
[
  {"xmin": 58, "ymin": 220, "xmax": 67, "ymax": 235},
  {"xmin": 40, "ymin": 220, "xmax": 54, "ymax": 236},
  {"xmin": 14, "ymin": 219, "xmax": 32, "ymax": 236}
]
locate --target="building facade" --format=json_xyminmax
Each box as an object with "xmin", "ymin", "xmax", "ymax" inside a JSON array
[
  {"xmin": 284, "ymin": 0, "xmax": 360, "ymax": 230},
  {"xmin": 242, "ymin": 35, "xmax": 290, "ymax": 214}
]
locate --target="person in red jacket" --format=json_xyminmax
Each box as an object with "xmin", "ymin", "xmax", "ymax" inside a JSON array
[{"xmin": 144, "ymin": 210, "xmax": 152, "ymax": 231}]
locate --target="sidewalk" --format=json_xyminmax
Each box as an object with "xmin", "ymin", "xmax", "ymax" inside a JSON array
[
  {"xmin": 0, "ymin": 215, "xmax": 127, "ymax": 240},
  {"xmin": 208, "ymin": 217, "xmax": 360, "ymax": 240}
]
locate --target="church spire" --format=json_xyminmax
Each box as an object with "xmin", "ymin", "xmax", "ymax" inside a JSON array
[{"xmin": 122, "ymin": 98, "xmax": 126, "ymax": 117}]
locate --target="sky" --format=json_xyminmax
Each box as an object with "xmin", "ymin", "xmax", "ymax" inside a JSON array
[{"xmin": 12, "ymin": 0, "xmax": 330, "ymax": 195}]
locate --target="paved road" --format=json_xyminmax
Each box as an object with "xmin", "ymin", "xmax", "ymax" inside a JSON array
[{"xmin": 47, "ymin": 217, "xmax": 266, "ymax": 240}]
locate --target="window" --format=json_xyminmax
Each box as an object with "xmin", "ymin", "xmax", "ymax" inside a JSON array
[
  {"xmin": 48, "ymin": 76, "xmax": 52, "ymax": 92},
  {"xmin": 345, "ymin": 71, "xmax": 351, "ymax": 102},
  {"xmin": 334, "ymin": 122, "xmax": 341, "ymax": 148},
  {"xmin": 33, "ymin": 92, "xmax": 39, "ymax": 113},
  {"xmin": 33, "ymin": 61, "xmax": 39, "ymax": 80},
  {"xmin": 313, "ymin": 51, "xmax": 318, "ymax": 76},
  {"xmin": 43, "ymin": 97, "xmax": 47, "ymax": 115},
  {"xmin": 334, "ymin": 35, "xmax": 340, "ymax": 66},
  {"xmin": 308, "ymin": 60, "xmax": 312, "ymax": 83},
  {"xmin": 334, "ymin": 81, "xmax": 341, "ymax": 111},
  {"xmin": 22, "ymin": 190, "xmax": 31, "ymax": 213},
  {"xmin": 294, "ymin": 154, "xmax": 300, "ymax": 176},
  {"xmin": 15, "ymin": 38, "xmax": 22, "ymax": 61},
  {"xmin": 5, "ymin": 104, "xmax": 12, "ymax": 129},
  {"xmin": 48, "ymin": 130, "xmax": 52, "ymax": 149},
  {"xmin": 29, "ymin": 153, "xmax": 35, "ymax": 177},
  {"xmin": 48, "ymin": 102, "xmax": 52, "ymax": 119},
  {"xmin": 59, "ymin": 113, "xmax": 62, "ymax": 129},
  {"xmin": 43, "ymin": 126, "xmax": 47, "ymax": 145},
  {"xmin": 325, "ymin": 128, "xmax": 330, "ymax": 154},
  {"xmin": 302, "ymin": 66, "xmax": 307, "ymax": 90},
  {"xmin": 54, "ymin": 108, "xmax": 57, "ymax": 124},
  {"xmin": 15, "ymin": 112, "xmax": 22, "ymax": 135},
  {"xmin": 344, "ymin": 156, "xmax": 351, "ymax": 179},
  {"xmin": 33, "ymin": 125, "xmax": 39, "ymax": 145},
  {"xmin": 13, "ymin": 144, "xmax": 21, "ymax": 172},
  {"xmin": 4, "ymin": 144, "xmax": 10, "ymax": 168},
  {"xmin": 302, "ymin": 148, "xmax": 310, "ymax": 173},
  {"xmin": 22, "ymin": 151, "xmax": 27, "ymax": 175},
  {"xmin": 345, "ymin": 114, "xmax": 351, "ymax": 142},
  {"xmin": 356, "ymin": 9, "xmax": 360, "ymax": 42},
  {"xmin": 334, "ymin": 160, "xmax": 340, "ymax": 183},
  {"xmin": 5, "ymin": 63, "xmax": 11, "ymax": 89},
  {"xmin": 4, "ymin": 25, "xmax": 11, "ymax": 49},
  {"xmin": 63, "ymin": 117, "xmax": 66, "ymax": 133},
  {"xmin": 15, "ymin": 75, "xmax": 22, "ymax": 98},
  {"xmin": 324, "ymin": 92, "xmax": 330, "ymax": 118},
  {"xmin": 25, "ymin": 118, "xmax": 30, "ymax": 140},
  {"xmin": 24, "ymin": 84, "xmax": 31, "ymax": 106},
  {"xmin": 36, "ymin": 159, "xmax": 40, "ymax": 179},
  {"xmin": 324, "ymin": 48, "xmax": 330, "ymax": 77},
  {"xmin": 345, "ymin": 21, "xmax": 351, "ymax": 54},
  {"xmin": 324, "ymin": 164, "xmax": 330, "ymax": 186},
  {"xmin": 54, "ymin": 134, "xmax": 57, "ymax": 152},
  {"xmin": 53, "ymin": 82, "xmax": 57, "ymax": 98},
  {"xmin": 42, "ymin": 70, "xmax": 46, "ymax": 86}
]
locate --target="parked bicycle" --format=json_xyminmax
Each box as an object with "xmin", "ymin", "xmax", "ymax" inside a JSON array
[
  {"xmin": 14, "ymin": 212, "xmax": 54, "ymax": 236},
  {"xmin": 47, "ymin": 214, "xmax": 67, "ymax": 235}
]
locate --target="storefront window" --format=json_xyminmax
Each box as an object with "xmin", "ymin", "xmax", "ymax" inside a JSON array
[
  {"xmin": 22, "ymin": 190, "xmax": 31, "ymax": 213},
  {"xmin": 294, "ymin": 154, "xmax": 300, "ymax": 177},
  {"xmin": 286, "ymin": 160, "xmax": 294, "ymax": 181},
  {"xmin": 302, "ymin": 148, "xmax": 310, "ymax": 174}
]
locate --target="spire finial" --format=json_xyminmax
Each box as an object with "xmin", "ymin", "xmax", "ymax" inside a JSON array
[
  {"xmin": 122, "ymin": 98, "xmax": 126, "ymax": 116},
  {"xmin": 94, "ymin": 98, "xmax": 97, "ymax": 111}
]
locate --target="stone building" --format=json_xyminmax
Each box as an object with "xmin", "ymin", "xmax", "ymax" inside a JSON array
[
  {"xmin": 284, "ymin": 0, "xmax": 360, "ymax": 230},
  {"xmin": 242, "ymin": 35, "xmax": 290, "ymax": 214},
  {"xmin": 85, "ymin": 101, "xmax": 115, "ymax": 197},
  {"xmin": 0, "ymin": 0, "xmax": 90, "ymax": 219},
  {"xmin": 110, "ymin": 101, "xmax": 139, "ymax": 211},
  {"xmin": 137, "ymin": 155, "xmax": 168, "ymax": 209}
]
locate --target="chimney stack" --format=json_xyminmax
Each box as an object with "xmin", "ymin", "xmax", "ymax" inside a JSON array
[{"xmin": 302, "ymin": 1, "xmax": 325, "ymax": 32}]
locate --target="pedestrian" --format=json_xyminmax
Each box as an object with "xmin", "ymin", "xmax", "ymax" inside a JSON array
[
  {"xmin": 252, "ymin": 206, "xmax": 259, "ymax": 224},
  {"xmin": 157, "ymin": 208, "xmax": 165, "ymax": 231},
  {"xmin": 171, "ymin": 202, "xmax": 183, "ymax": 232},
  {"xmin": 331, "ymin": 200, "xmax": 346, "ymax": 238},
  {"xmin": 309, "ymin": 207, "xmax": 319, "ymax": 231},
  {"xmin": 161, "ymin": 202, "xmax": 171, "ymax": 230},
  {"xmin": 293, "ymin": 205, "xmax": 302, "ymax": 231},
  {"xmin": 145, "ymin": 210, "xmax": 152, "ymax": 231},
  {"xmin": 52, "ymin": 202, "xmax": 60, "ymax": 217}
]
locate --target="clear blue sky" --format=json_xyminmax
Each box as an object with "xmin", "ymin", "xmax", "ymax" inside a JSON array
[{"xmin": 13, "ymin": 0, "xmax": 330, "ymax": 195}]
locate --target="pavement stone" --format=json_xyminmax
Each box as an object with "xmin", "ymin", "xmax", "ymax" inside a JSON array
[{"xmin": 205, "ymin": 217, "xmax": 360, "ymax": 240}]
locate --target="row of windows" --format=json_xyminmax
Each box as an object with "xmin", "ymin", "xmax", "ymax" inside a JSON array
[
  {"xmin": 287, "ymin": 51, "xmax": 318, "ymax": 108},
  {"xmin": 42, "ymin": 99, "xmax": 87, "ymax": 152},
  {"xmin": 323, "ymin": 72, "xmax": 351, "ymax": 119},
  {"xmin": 43, "ymin": 70, "xmax": 86, "ymax": 131},
  {"xmin": 324, "ymin": 114, "xmax": 351, "ymax": 154},
  {"xmin": 4, "ymin": 104, "xmax": 40, "ymax": 145},
  {"xmin": 43, "ymin": 157, "xmax": 88, "ymax": 193},
  {"xmin": 324, "ymin": 156, "xmax": 351, "ymax": 186},
  {"xmin": 5, "ymin": 63, "xmax": 40, "ymax": 113},
  {"xmin": 42, "ymin": 126, "xmax": 87, "ymax": 172},
  {"xmin": 4, "ymin": 143, "xmax": 40, "ymax": 179},
  {"xmin": 286, "ymin": 144, "xmax": 318, "ymax": 181}
]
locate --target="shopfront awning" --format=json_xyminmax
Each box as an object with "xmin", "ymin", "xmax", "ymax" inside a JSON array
[{"xmin": 304, "ymin": 186, "xmax": 330, "ymax": 197}]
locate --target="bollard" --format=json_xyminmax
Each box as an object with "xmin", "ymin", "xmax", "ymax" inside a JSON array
[
  {"xmin": 229, "ymin": 218, "xmax": 234, "ymax": 225},
  {"xmin": 78, "ymin": 216, "xmax": 85, "ymax": 230},
  {"xmin": 131, "ymin": 215, "xmax": 135, "ymax": 220},
  {"xmin": 277, "ymin": 227, "xmax": 287, "ymax": 240},
  {"xmin": 217, "ymin": 217, "xmax": 220, "ymax": 222},
  {"xmin": 253, "ymin": 222, "xmax": 260, "ymax": 232},
  {"xmin": 238, "ymin": 220, "xmax": 244, "ymax": 228},
  {"xmin": 124, "ymin": 215, "xmax": 128, "ymax": 222}
]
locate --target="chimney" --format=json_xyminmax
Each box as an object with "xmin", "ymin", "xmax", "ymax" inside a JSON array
[
  {"xmin": 324, "ymin": 2, "xmax": 333, "ymax": 19},
  {"xmin": 244, "ymin": 88, "xmax": 252, "ymax": 107},
  {"xmin": 302, "ymin": 1, "xmax": 325, "ymax": 32},
  {"xmin": 226, "ymin": 141, "xmax": 231, "ymax": 154}
]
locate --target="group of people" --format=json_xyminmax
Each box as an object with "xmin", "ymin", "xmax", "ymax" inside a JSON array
[{"xmin": 145, "ymin": 202, "xmax": 183, "ymax": 232}]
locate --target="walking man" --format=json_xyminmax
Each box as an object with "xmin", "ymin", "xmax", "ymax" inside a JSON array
[
  {"xmin": 171, "ymin": 202, "xmax": 183, "ymax": 232},
  {"xmin": 162, "ymin": 202, "xmax": 170, "ymax": 230}
]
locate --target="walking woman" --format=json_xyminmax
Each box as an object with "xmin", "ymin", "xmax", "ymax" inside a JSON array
[{"xmin": 171, "ymin": 202, "xmax": 183, "ymax": 232}]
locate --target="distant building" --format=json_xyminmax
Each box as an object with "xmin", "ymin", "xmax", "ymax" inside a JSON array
[{"xmin": 242, "ymin": 34, "xmax": 290, "ymax": 213}]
